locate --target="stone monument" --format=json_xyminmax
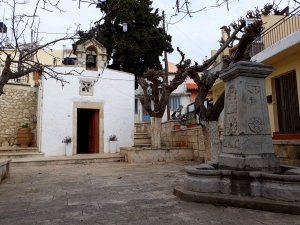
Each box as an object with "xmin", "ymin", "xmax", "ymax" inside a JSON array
[
  {"xmin": 174, "ymin": 62, "xmax": 300, "ymax": 214},
  {"xmin": 218, "ymin": 61, "xmax": 280, "ymax": 172}
]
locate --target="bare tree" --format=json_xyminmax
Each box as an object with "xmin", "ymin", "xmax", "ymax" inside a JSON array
[
  {"xmin": 138, "ymin": 4, "xmax": 275, "ymax": 148},
  {"xmin": 0, "ymin": 0, "xmax": 83, "ymax": 96}
]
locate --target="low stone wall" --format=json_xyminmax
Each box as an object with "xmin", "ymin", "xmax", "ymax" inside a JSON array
[
  {"xmin": 0, "ymin": 160, "xmax": 11, "ymax": 184},
  {"xmin": 120, "ymin": 147, "xmax": 193, "ymax": 163},
  {"xmin": 0, "ymin": 84, "xmax": 38, "ymax": 147},
  {"xmin": 273, "ymin": 140, "xmax": 300, "ymax": 167},
  {"xmin": 161, "ymin": 121, "xmax": 206, "ymax": 162}
]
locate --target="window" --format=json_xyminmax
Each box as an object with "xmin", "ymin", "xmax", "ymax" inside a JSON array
[
  {"xmin": 79, "ymin": 81, "xmax": 94, "ymax": 96},
  {"xmin": 170, "ymin": 96, "xmax": 181, "ymax": 111},
  {"xmin": 135, "ymin": 99, "xmax": 138, "ymax": 114}
]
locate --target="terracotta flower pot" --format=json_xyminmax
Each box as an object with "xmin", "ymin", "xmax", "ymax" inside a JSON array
[
  {"xmin": 17, "ymin": 128, "xmax": 33, "ymax": 147},
  {"xmin": 186, "ymin": 124, "xmax": 198, "ymax": 128}
]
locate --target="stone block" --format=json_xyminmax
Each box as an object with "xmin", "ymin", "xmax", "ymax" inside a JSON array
[
  {"xmin": 1, "ymin": 141, "xmax": 9, "ymax": 147},
  {"xmin": 219, "ymin": 153, "xmax": 280, "ymax": 172},
  {"xmin": 192, "ymin": 150, "xmax": 199, "ymax": 158},
  {"xmin": 287, "ymin": 146, "xmax": 300, "ymax": 159}
]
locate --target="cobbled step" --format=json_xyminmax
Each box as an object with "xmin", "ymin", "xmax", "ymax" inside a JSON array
[
  {"xmin": 134, "ymin": 133, "xmax": 149, "ymax": 139},
  {"xmin": 134, "ymin": 138, "xmax": 151, "ymax": 144},
  {"xmin": 133, "ymin": 144, "xmax": 151, "ymax": 147},
  {"xmin": 0, "ymin": 152, "xmax": 44, "ymax": 159},
  {"xmin": 11, "ymin": 153, "xmax": 125, "ymax": 167},
  {"xmin": 0, "ymin": 147, "xmax": 39, "ymax": 153}
]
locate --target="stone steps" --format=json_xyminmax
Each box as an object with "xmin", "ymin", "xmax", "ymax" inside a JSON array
[
  {"xmin": 133, "ymin": 144, "xmax": 152, "ymax": 148},
  {"xmin": 134, "ymin": 133, "xmax": 148, "ymax": 139},
  {"xmin": 11, "ymin": 153, "xmax": 125, "ymax": 167},
  {"xmin": 134, "ymin": 132, "xmax": 151, "ymax": 146},
  {"xmin": 0, "ymin": 147, "xmax": 39, "ymax": 153},
  {"xmin": 134, "ymin": 137, "xmax": 151, "ymax": 144},
  {"xmin": 0, "ymin": 152, "xmax": 44, "ymax": 159},
  {"xmin": 0, "ymin": 147, "xmax": 43, "ymax": 159}
]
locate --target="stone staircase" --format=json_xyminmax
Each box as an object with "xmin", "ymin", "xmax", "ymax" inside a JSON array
[
  {"xmin": 0, "ymin": 146, "xmax": 124, "ymax": 167},
  {"xmin": 134, "ymin": 132, "xmax": 151, "ymax": 147},
  {"xmin": 134, "ymin": 122, "xmax": 151, "ymax": 147},
  {"xmin": 0, "ymin": 147, "xmax": 44, "ymax": 159}
]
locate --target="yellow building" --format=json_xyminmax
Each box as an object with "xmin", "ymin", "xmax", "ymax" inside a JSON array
[
  {"xmin": 0, "ymin": 46, "xmax": 75, "ymax": 86},
  {"xmin": 210, "ymin": 10, "xmax": 300, "ymax": 139}
]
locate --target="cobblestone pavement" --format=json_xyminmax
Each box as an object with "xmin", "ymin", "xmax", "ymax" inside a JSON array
[{"xmin": 1, "ymin": 161, "xmax": 300, "ymax": 225}]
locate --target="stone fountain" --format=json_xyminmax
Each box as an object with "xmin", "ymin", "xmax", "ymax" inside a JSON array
[{"xmin": 174, "ymin": 61, "xmax": 300, "ymax": 215}]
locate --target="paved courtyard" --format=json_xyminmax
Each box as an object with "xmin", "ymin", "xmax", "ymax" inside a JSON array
[{"xmin": 0, "ymin": 161, "xmax": 300, "ymax": 225}]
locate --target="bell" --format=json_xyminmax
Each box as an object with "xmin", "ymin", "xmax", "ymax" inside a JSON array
[{"xmin": 86, "ymin": 54, "xmax": 95, "ymax": 66}]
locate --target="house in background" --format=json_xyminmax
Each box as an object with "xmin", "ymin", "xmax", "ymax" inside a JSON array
[
  {"xmin": 135, "ymin": 62, "xmax": 191, "ymax": 122},
  {"xmin": 251, "ymin": 8, "xmax": 300, "ymax": 139}
]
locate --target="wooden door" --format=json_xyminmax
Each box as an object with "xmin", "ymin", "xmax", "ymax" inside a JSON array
[
  {"xmin": 88, "ymin": 110, "xmax": 99, "ymax": 153},
  {"xmin": 275, "ymin": 71, "xmax": 300, "ymax": 133}
]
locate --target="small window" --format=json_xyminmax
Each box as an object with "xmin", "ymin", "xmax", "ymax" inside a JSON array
[
  {"xmin": 170, "ymin": 96, "xmax": 181, "ymax": 111},
  {"xmin": 79, "ymin": 81, "xmax": 94, "ymax": 96}
]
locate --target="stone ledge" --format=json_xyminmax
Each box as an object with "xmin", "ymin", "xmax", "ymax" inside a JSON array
[
  {"xmin": 0, "ymin": 159, "xmax": 11, "ymax": 183},
  {"xmin": 174, "ymin": 186, "xmax": 300, "ymax": 215},
  {"xmin": 120, "ymin": 147, "xmax": 193, "ymax": 163},
  {"xmin": 11, "ymin": 154, "xmax": 124, "ymax": 167},
  {"xmin": 273, "ymin": 140, "xmax": 300, "ymax": 145}
]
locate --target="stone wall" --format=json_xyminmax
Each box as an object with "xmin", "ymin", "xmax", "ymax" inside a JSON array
[
  {"xmin": 161, "ymin": 121, "xmax": 206, "ymax": 162},
  {"xmin": 134, "ymin": 122, "xmax": 151, "ymax": 136},
  {"xmin": 0, "ymin": 84, "xmax": 38, "ymax": 147},
  {"xmin": 273, "ymin": 140, "xmax": 300, "ymax": 167}
]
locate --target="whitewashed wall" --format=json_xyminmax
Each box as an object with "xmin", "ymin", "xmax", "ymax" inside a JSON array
[
  {"xmin": 38, "ymin": 67, "xmax": 134, "ymax": 156},
  {"xmin": 135, "ymin": 74, "xmax": 191, "ymax": 122}
]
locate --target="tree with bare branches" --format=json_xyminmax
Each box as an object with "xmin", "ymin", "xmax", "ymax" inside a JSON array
[
  {"xmin": 138, "ymin": 4, "xmax": 283, "ymax": 149},
  {"xmin": 0, "ymin": 0, "xmax": 84, "ymax": 96}
]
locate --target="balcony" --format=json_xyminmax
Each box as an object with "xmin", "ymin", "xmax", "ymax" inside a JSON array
[
  {"xmin": 251, "ymin": 6, "xmax": 300, "ymax": 58},
  {"xmin": 0, "ymin": 63, "xmax": 30, "ymax": 85}
]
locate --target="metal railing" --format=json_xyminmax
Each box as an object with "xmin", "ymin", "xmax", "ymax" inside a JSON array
[
  {"xmin": 251, "ymin": 6, "xmax": 300, "ymax": 57},
  {"xmin": 0, "ymin": 63, "xmax": 30, "ymax": 84},
  {"xmin": 208, "ymin": 61, "xmax": 224, "ymax": 75}
]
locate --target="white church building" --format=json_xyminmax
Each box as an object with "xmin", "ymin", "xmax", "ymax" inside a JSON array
[{"xmin": 37, "ymin": 39, "xmax": 135, "ymax": 156}]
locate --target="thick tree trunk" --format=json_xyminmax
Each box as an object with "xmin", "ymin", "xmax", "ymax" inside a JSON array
[
  {"xmin": 151, "ymin": 117, "xmax": 162, "ymax": 148},
  {"xmin": 0, "ymin": 70, "xmax": 11, "ymax": 96},
  {"xmin": 202, "ymin": 121, "xmax": 220, "ymax": 163}
]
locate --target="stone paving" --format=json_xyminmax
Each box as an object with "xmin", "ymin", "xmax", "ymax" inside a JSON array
[{"xmin": 0, "ymin": 161, "xmax": 300, "ymax": 225}]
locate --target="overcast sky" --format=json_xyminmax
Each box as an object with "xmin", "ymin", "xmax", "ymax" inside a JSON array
[{"xmin": 0, "ymin": 0, "xmax": 294, "ymax": 64}]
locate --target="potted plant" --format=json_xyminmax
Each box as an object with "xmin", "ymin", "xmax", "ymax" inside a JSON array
[
  {"xmin": 62, "ymin": 136, "xmax": 72, "ymax": 156},
  {"xmin": 109, "ymin": 134, "xmax": 118, "ymax": 153},
  {"xmin": 17, "ymin": 123, "xmax": 33, "ymax": 147}
]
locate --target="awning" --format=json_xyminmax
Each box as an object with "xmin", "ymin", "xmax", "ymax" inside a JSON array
[{"xmin": 186, "ymin": 83, "xmax": 198, "ymax": 91}]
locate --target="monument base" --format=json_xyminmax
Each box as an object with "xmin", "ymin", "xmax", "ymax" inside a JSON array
[
  {"xmin": 218, "ymin": 153, "xmax": 280, "ymax": 173},
  {"xmin": 182, "ymin": 164, "xmax": 300, "ymax": 203}
]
